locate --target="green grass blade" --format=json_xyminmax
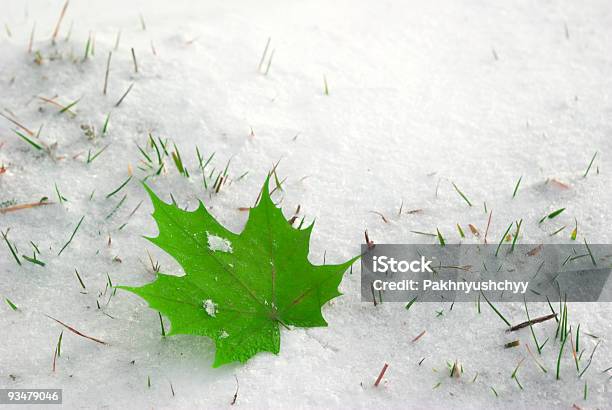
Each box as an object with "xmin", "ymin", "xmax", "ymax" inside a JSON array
[
  {"xmin": 481, "ymin": 291, "xmax": 511, "ymax": 327},
  {"xmin": 452, "ymin": 182, "xmax": 472, "ymax": 206},
  {"xmin": 14, "ymin": 130, "xmax": 43, "ymax": 150}
]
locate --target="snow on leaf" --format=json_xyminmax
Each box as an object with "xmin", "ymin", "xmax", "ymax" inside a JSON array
[
  {"xmin": 206, "ymin": 232, "xmax": 233, "ymax": 253},
  {"xmin": 203, "ymin": 299, "xmax": 217, "ymax": 317},
  {"xmin": 119, "ymin": 177, "xmax": 357, "ymax": 367}
]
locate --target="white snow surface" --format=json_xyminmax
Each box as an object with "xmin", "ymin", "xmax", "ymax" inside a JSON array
[{"xmin": 1, "ymin": 0, "xmax": 611, "ymax": 408}]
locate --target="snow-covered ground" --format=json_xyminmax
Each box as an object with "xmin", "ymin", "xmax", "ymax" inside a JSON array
[{"xmin": 1, "ymin": 0, "xmax": 611, "ymax": 408}]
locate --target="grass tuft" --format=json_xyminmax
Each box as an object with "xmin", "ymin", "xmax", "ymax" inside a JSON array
[
  {"xmin": 172, "ymin": 143, "xmax": 189, "ymax": 177},
  {"xmin": 87, "ymin": 144, "xmax": 109, "ymax": 164},
  {"xmin": 510, "ymin": 219, "xmax": 522, "ymax": 252},
  {"xmin": 556, "ymin": 329, "xmax": 569, "ymax": 380}
]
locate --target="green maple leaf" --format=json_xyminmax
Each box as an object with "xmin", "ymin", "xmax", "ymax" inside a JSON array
[{"xmin": 119, "ymin": 178, "xmax": 356, "ymax": 367}]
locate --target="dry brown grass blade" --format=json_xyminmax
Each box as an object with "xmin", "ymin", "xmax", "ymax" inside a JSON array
[
  {"xmin": 52, "ymin": 346, "xmax": 58, "ymax": 372},
  {"xmin": 0, "ymin": 201, "xmax": 54, "ymax": 214},
  {"xmin": 0, "ymin": 112, "xmax": 35, "ymax": 136},
  {"xmin": 527, "ymin": 244, "xmax": 543, "ymax": 256},
  {"xmin": 37, "ymin": 96, "xmax": 75, "ymax": 114},
  {"xmin": 45, "ymin": 315, "xmax": 107, "ymax": 345},
  {"xmin": 548, "ymin": 178, "xmax": 570, "ymax": 190},
  {"xmin": 469, "ymin": 224, "xmax": 480, "ymax": 237},
  {"xmin": 484, "ymin": 210, "xmax": 492, "ymax": 244},
  {"xmin": 51, "ymin": 0, "xmax": 70, "ymax": 42}
]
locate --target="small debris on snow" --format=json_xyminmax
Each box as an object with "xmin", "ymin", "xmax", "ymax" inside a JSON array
[
  {"xmin": 203, "ymin": 299, "xmax": 217, "ymax": 317},
  {"xmin": 206, "ymin": 231, "xmax": 233, "ymax": 253}
]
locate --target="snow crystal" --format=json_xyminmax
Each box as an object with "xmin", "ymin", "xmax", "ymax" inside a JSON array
[
  {"xmin": 203, "ymin": 299, "xmax": 217, "ymax": 317},
  {"xmin": 206, "ymin": 232, "xmax": 233, "ymax": 253}
]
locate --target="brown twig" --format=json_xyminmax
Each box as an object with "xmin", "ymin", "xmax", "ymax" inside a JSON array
[
  {"xmin": 374, "ymin": 363, "xmax": 389, "ymax": 387},
  {"xmin": 412, "ymin": 330, "xmax": 426, "ymax": 343},
  {"xmin": 507, "ymin": 313, "xmax": 557, "ymax": 332}
]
